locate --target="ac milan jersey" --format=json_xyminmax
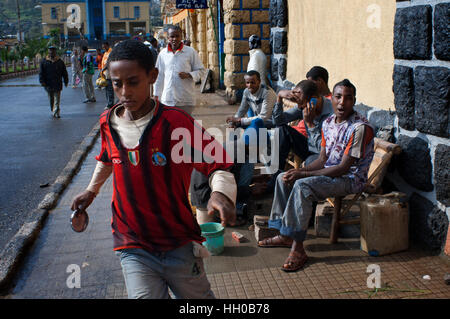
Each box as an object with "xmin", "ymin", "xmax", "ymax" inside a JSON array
[{"xmin": 96, "ymin": 101, "xmax": 233, "ymax": 252}]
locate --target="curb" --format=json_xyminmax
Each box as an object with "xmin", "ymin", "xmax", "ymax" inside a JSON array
[{"xmin": 0, "ymin": 122, "xmax": 101, "ymax": 294}]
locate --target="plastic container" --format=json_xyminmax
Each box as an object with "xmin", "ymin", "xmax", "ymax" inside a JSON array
[
  {"xmin": 360, "ymin": 192, "xmax": 409, "ymax": 256},
  {"xmin": 200, "ymin": 222, "xmax": 225, "ymax": 255}
]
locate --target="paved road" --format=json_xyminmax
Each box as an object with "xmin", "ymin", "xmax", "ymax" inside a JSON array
[{"xmin": 0, "ymin": 69, "xmax": 108, "ymax": 251}]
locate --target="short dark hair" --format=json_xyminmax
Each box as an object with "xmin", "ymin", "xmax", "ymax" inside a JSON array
[
  {"xmin": 333, "ymin": 79, "xmax": 356, "ymax": 97},
  {"xmin": 245, "ymin": 70, "xmax": 261, "ymax": 80},
  {"xmin": 81, "ymin": 46, "xmax": 88, "ymax": 52},
  {"xmin": 306, "ymin": 66, "xmax": 329, "ymax": 84},
  {"xmin": 168, "ymin": 25, "xmax": 182, "ymax": 34},
  {"xmin": 107, "ymin": 40, "xmax": 155, "ymax": 73},
  {"xmin": 295, "ymin": 80, "xmax": 318, "ymax": 100},
  {"xmin": 103, "ymin": 41, "xmax": 110, "ymax": 46}
]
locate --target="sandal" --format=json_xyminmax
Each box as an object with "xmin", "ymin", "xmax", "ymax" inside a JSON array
[
  {"xmin": 258, "ymin": 235, "xmax": 293, "ymax": 248},
  {"xmin": 281, "ymin": 251, "xmax": 308, "ymax": 272}
]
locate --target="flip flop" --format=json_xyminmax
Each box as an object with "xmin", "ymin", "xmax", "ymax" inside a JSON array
[
  {"xmin": 281, "ymin": 251, "xmax": 308, "ymax": 272},
  {"xmin": 258, "ymin": 235, "xmax": 293, "ymax": 248}
]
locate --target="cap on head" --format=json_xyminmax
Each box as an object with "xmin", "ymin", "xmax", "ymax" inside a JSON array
[{"xmin": 248, "ymin": 34, "xmax": 261, "ymax": 50}]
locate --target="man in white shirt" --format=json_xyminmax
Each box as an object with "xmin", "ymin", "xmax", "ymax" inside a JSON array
[
  {"xmin": 154, "ymin": 26, "xmax": 205, "ymax": 115},
  {"xmin": 247, "ymin": 35, "xmax": 268, "ymax": 86}
]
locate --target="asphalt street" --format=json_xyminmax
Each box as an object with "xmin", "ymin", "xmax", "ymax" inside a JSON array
[{"xmin": 0, "ymin": 68, "xmax": 108, "ymax": 252}]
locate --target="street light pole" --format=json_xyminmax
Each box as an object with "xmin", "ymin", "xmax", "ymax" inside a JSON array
[{"xmin": 16, "ymin": 0, "xmax": 22, "ymax": 43}]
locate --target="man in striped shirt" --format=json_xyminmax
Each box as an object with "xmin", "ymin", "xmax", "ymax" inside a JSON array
[{"xmin": 71, "ymin": 40, "xmax": 236, "ymax": 299}]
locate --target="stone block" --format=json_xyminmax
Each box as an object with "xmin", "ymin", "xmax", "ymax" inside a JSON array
[
  {"xmin": 251, "ymin": 10, "xmax": 269, "ymax": 23},
  {"xmin": 354, "ymin": 104, "xmax": 370, "ymax": 119},
  {"xmin": 224, "ymin": 71, "xmax": 245, "ymax": 88},
  {"xmin": 276, "ymin": 0, "xmax": 288, "ymax": 27},
  {"xmin": 252, "ymin": 215, "xmax": 280, "ymax": 242},
  {"xmin": 207, "ymin": 40, "xmax": 217, "ymax": 53},
  {"xmin": 368, "ymin": 110, "xmax": 396, "ymax": 133},
  {"xmin": 223, "ymin": 0, "xmax": 240, "ymax": 10},
  {"xmin": 434, "ymin": 3, "xmax": 450, "ymax": 61},
  {"xmin": 262, "ymin": 0, "xmax": 269, "ymax": 8},
  {"xmin": 278, "ymin": 57, "xmax": 287, "ymax": 81},
  {"xmin": 397, "ymin": 135, "xmax": 433, "ymax": 192},
  {"xmin": 242, "ymin": 0, "xmax": 261, "ymax": 9},
  {"xmin": 242, "ymin": 24, "xmax": 260, "ymax": 39},
  {"xmin": 414, "ymin": 66, "xmax": 450, "ymax": 138},
  {"xmin": 409, "ymin": 193, "xmax": 449, "ymax": 251},
  {"xmin": 224, "ymin": 9, "xmax": 251, "ymax": 24},
  {"xmin": 261, "ymin": 39, "xmax": 270, "ymax": 54},
  {"xmin": 393, "ymin": 64, "xmax": 415, "ymax": 131},
  {"xmin": 225, "ymin": 24, "xmax": 240, "ymax": 40},
  {"xmin": 242, "ymin": 55, "xmax": 249, "ymax": 70},
  {"xmin": 262, "ymin": 23, "xmax": 270, "ymax": 39},
  {"xmin": 434, "ymin": 144, "xmax": 450, "ymax": 206},
  {"xmin": 208, "ymin": 52, "xmax": 219, "ymax": 67},
  {"xmin": 394, "ymin": 5, "xmax": 432, "ymax": 60},
  {"xmin": 273, "ymin": 30, "xmax": 287, "ymax": 54},
  {"xmin": 207, "ymin": 29, "xmax": 216, "ymax": 42},
  {"xmin": 269, "ymin": 0, "xmax": 277, "ymax": 27},
  {"xmin": 224, "ymin": 39, "xmax": 250, "ymax": 55},
  {"xmin": 225, "ymin": 55, "xmax": 241, "ymax": 72},
  {"xmin": 271, "ymin": 57, "xmax": 278, "ymax": 81}
]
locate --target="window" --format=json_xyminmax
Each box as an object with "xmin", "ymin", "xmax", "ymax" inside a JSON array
[
  {"xmin": 51, "ymin": 7, "xmax": 57, "ymax": 20},
  {"xmin": 113, "ymin": 6, "xmax": 120, "ymax": 18},
  {"xmin": 134, "ymin": 6, "xmax": 140, "ymax": 19}
]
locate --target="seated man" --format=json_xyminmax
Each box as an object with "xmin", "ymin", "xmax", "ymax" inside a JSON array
[
  {"xmin": 258, "ymin": 79, "xmax": 375, "ymax": 272},
  {"xmin": 294, "ymin": 66, "xmax": 333, "ymax": 136},
  {"xmin": 249, "ymin": 79, "xmax": 333, "ymax": 196},
  {"xmin": 273, "ymin": 79, "xmax": 333, "ymax": 168},
  {"xmin": 306, "ymin": 66, "xmax": 332, "ymax": 99},
  {"xmin": 226, "ymin": 70, "xmax": 276, "ymax": 130}
]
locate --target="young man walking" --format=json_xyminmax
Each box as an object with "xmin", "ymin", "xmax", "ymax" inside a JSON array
[
  {"xmin": 81, "ymin": 46, "xmax": 96, "ymax": 103},
  {"xmin": 39, "ymin": 45, "xmax": 68, "ymax": 118},
  {"xmin": 153, "ymin": 26, "xmax": 205, "ymax": 115}
]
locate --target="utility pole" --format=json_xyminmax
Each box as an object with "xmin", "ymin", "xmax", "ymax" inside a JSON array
[{"xmin": 16, "ymin": 0, "xmax": 22, "ymax": 43}]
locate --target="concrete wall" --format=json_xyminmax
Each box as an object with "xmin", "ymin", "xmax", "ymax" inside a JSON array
[{"xmin": 285, "ymin": 0, "xmax": 396, "ymax": 111}]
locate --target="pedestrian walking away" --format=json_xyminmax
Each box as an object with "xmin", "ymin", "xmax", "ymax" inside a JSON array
[
  {"xmin": 70, "ymin": 48, "xmax": 82, "ymax": 88},
  {"xmin": 81, "ymin": 46, "xmax": 96, "ymax": 103},
  {"xmin": 39, "ymin": 45, "xmax": 68, "ymax": 118},
  {"xmin": 100, "ymin": 41, "xmax": 114, "ymax": 109},
  {"xmin": 71, "ymin": 40, "xmax": 237, "ymax": 299}
]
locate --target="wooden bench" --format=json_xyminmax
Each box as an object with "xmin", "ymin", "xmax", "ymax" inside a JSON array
[{"xmin": 328, "ymin": 138, "xmax": 402, "ymax": 243}]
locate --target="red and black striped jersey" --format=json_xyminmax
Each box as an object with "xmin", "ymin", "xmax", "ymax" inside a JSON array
[{"xmin": 96, "ymin": 100, "xmax": 233, "ymax": 252}]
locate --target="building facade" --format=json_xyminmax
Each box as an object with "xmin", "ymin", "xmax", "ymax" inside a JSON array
[{"xmin": 41, "ymin": 0, "xmax": 151, "ymax": 43}]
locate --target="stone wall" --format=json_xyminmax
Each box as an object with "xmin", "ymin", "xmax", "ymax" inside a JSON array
[
  {"xmin": 269, "ymin": 0, "xmax": 288, "ymax": 90},
  {"xmin": 223, "ymin": 0, "xmax": 271, "ymax": 103},
  {"xmin": 189, "ymin": 8, "xmax": 220, "ymax": 90},
  {"xmin": 391, "ymin": 0, "xmax": 449, "ymax": 253}
]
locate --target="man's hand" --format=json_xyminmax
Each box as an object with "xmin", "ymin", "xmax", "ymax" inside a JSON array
[
  {"xmin": 282, "ymin": 168, "xmax": 307, "ymax": 186},
  {"xmin": 303, "ymin": 100, "xmax": 316, "ymax": 128},
  {"xmin": 277, "ymin": 89, "xmax": 294, "ymax": 103},
  {"xmin": 207, "ymin": 191, "xmax": 236, "ymax": 227},
  {"xmin": 226, "ymin": 116, "xmax": 241, "ymax": 128},
  {"xmin": 179, "ymin": 72, "xmax": 192, "ymax": 79},
  {"xmin": 71, "ymin": 190, "xmax": 96, "ymax": 212}
]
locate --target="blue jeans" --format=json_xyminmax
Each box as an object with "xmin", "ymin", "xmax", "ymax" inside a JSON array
[
  {"xmin": 116, "ymin": 242, "xmax": 215, "ymax": 299},
  {"xmin": 269, "ymin": 174, "xmax": 355, "ymax": 242}
]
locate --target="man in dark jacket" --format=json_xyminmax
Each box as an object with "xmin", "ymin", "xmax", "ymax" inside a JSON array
[{"xmin": 39, "ymin": 46, "xmax": 68, "ymax": 118}]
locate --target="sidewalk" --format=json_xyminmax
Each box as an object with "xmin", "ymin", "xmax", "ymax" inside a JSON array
[{"xmin": 3, "ymin": 90, "xmax": 450, "ymax": 299}]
